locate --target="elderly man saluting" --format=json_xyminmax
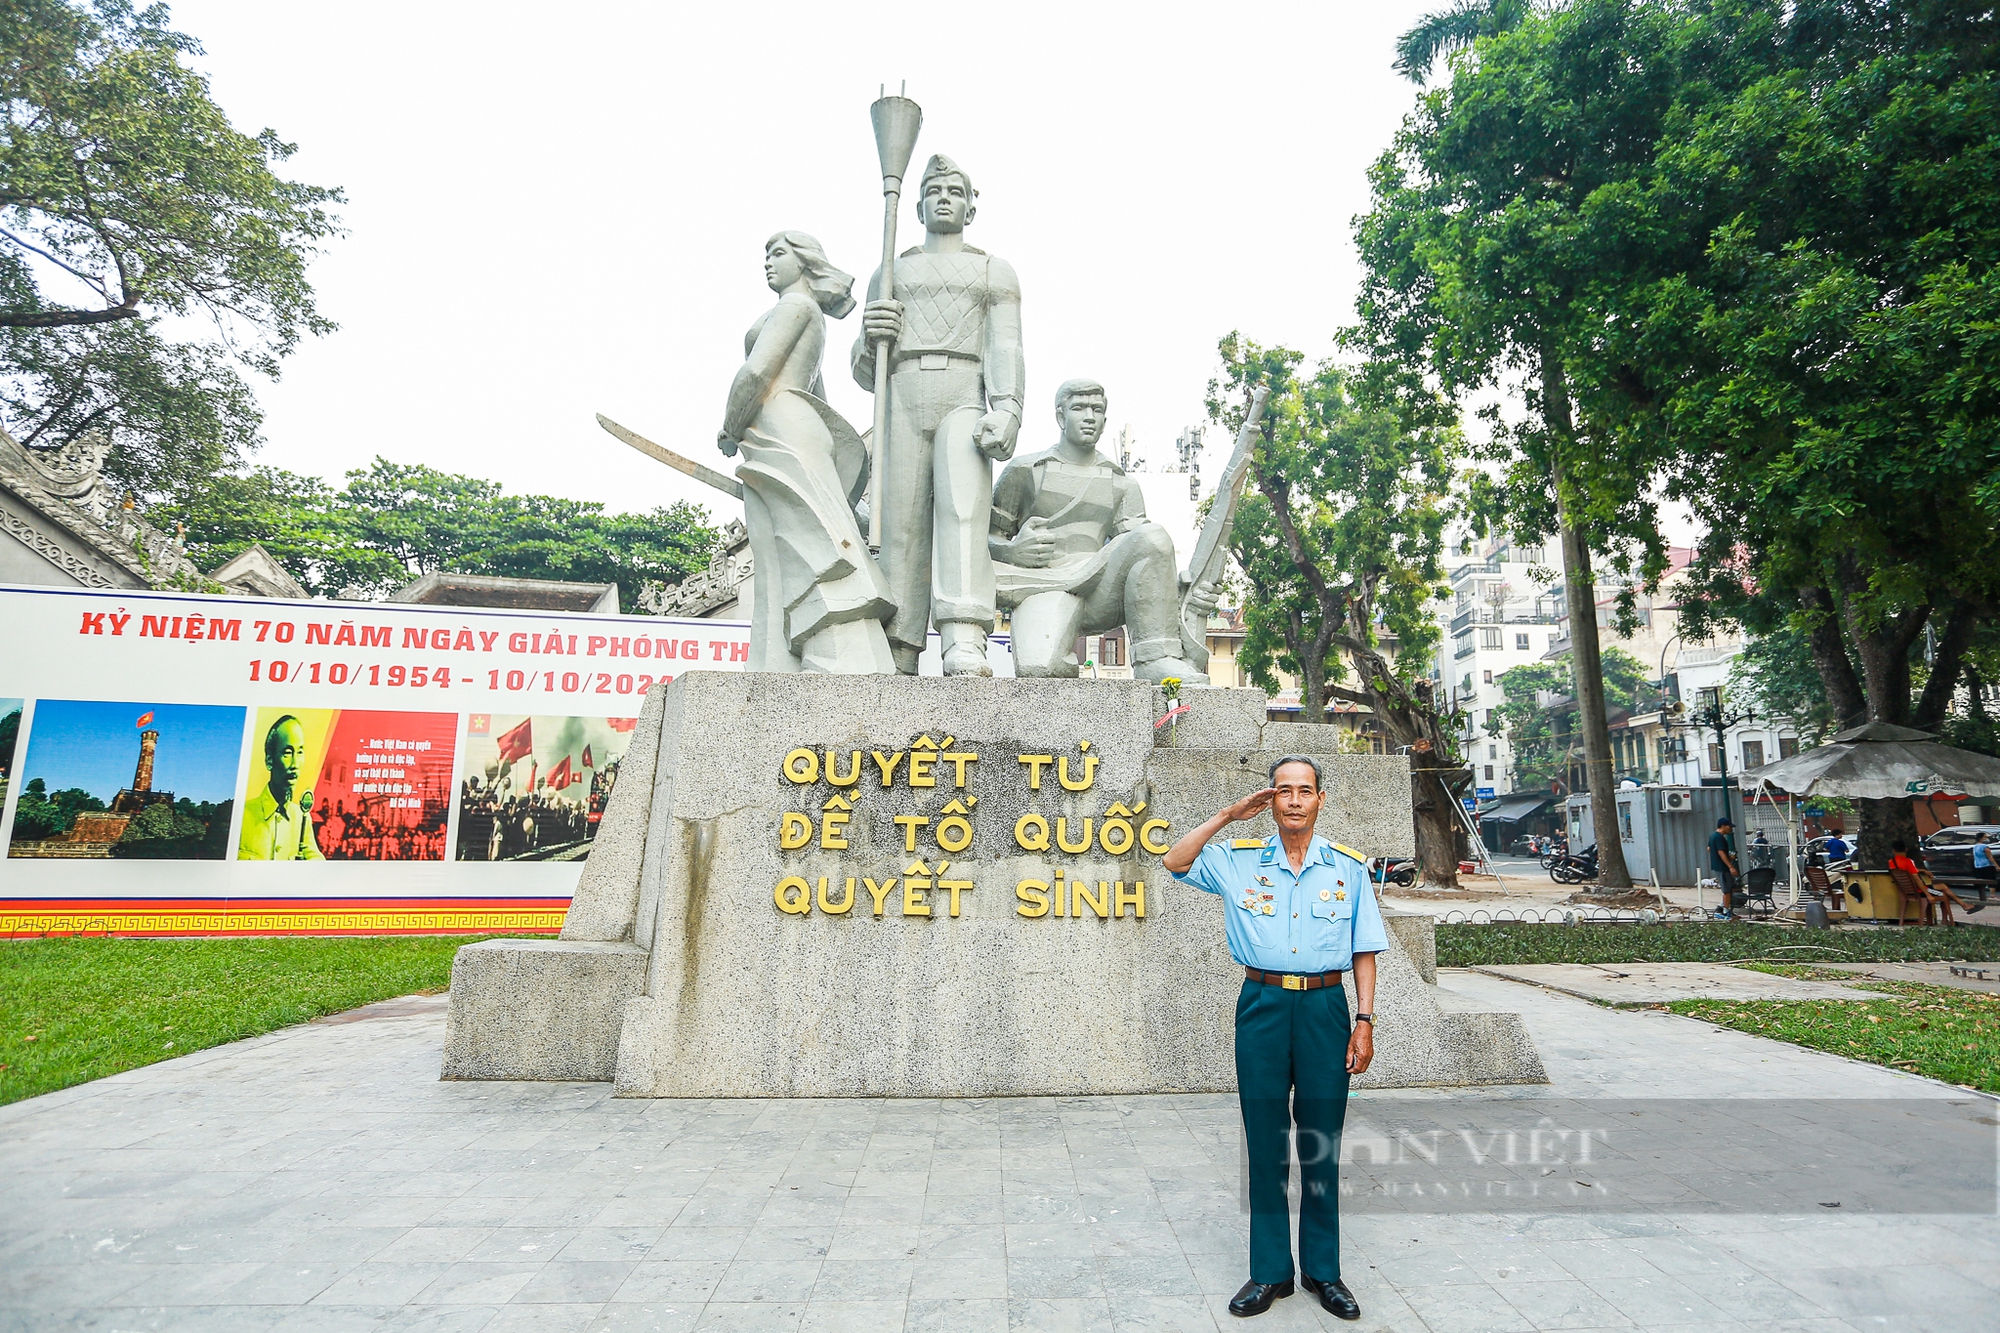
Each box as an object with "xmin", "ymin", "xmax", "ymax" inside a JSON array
[{"xmin": 1164, "ymin": 755, "xmax": 1385, "ymax": 1321}]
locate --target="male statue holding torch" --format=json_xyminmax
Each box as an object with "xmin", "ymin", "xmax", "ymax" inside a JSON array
[{"xmin": 852, "ymin": 154, "xmax": 1025, "ymax": 676}]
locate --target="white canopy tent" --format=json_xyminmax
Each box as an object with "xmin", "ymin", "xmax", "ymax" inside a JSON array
[{"xmin": 1739, "ymin": 721, "xmax": 2000, "ymax": 898}]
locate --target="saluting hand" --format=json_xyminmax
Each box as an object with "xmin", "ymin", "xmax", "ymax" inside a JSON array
[{"xmin": 1222, "ymin": 787, "xmax": 1278, "ymax": 824}]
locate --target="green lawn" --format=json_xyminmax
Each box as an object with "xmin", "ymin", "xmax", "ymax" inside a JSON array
[
  {"xmin": 1437, "ymin": 921, "xmax": 2000, "ymax": 968},
  {"xmin": 1669, "ymin": 965, "xmax": 2000, "ymax": 1093},
  {"xmin": 0, "ymin": 936, "xmax": 488, "ymax": 1106}
]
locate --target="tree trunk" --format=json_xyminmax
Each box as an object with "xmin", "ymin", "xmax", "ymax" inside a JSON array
[
  {"xmin": 1542, "ymin": 350, "xmax": 1633, "ymax": 891},
  {"xmin": 1554, "ymin": 513, "xmax": 1633, "ymax": 887},
  {"xmin": 1832, "ymin": 564, "xmax": 1936, "ymax": 868},
  {"xmin": 1799, "ymin": 583, "xmax": 1868, "ymax": 728},
  {"xmin": 1913, "ymin": 599, "xmax": 1977, "ymax": 731},
  {"xmin": 1337, "ymin": 661, "xmax": 1462, "ymax": 890},
  {"xmin": 1855, "ymin": 798, "xmax": 1919, "ymax": 874},
  {"xmin": 1411, "ymin": 767, "xmax": 1464, "ymax": 887}
]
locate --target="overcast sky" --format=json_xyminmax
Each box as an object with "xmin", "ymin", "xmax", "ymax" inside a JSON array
[{"xmin": 161, "ymin": 0, "xmax": 1451, "ymax": 534}]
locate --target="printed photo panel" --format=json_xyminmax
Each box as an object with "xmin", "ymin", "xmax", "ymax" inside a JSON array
[
  {"xmin": 240, "ymin": 708, "xmax": 457, "ymax": 862},
  {"xmin": 0, "ymin": 697, "xmax": 20, "ymax": 807},
  {"xmin": 6, "ymin": 700, "xmax": 245, "ymax": 860},
  {"xmin": 456, "ymin": 713, "xmax": 640, "ymax": 862}
]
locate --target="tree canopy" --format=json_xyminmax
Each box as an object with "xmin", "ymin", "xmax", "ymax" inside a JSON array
[
  {"xmin": 1, "ymin": 0, "xmax": 341, "ymax": 499},
  {"xmin": 1362, "ymin": 0, "xmax": 2000, "ymax": 868},
  {"xmin": 1208, "ymin": 334, "xmax": 1469, "ymax": 884},
  {"xmin": 1493, "ymin": 647, "xmax": 1651, "ymax": 791},
  {"xmin": 154, "ymin": 458, "xmax": 719, "ymax": 612}
]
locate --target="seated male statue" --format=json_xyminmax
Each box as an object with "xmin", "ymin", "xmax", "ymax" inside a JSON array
[{"xmin": 989, "ymin": 378, "xmax": 1213, "ymax": 682}]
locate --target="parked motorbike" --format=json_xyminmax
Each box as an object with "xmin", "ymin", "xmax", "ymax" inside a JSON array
[
  {"xmin": 1539, "ymin": 838, "xmax": 1570, "ymax": 870},
  {"xmin": 1549, "ymin": 845, "xmax": 1600, "ymax": 885},
  {"xmin": 1369, "ymin": 856, "xmax": 1418, "ymax": 887}
]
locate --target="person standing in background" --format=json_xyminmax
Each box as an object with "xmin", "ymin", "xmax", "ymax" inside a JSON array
[{"xmin": 1709, "ymin": 816, "xmax": 1739, "ymax": 919}]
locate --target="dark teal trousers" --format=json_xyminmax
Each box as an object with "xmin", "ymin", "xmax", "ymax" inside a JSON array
[{"xmin": 1235, "ymin": 977, "xmax": 1351, "ymax": 1283}]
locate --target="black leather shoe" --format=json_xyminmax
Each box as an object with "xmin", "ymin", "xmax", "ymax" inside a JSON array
[
  {"xmin": 1301, "ymin": 1273, "xmax": 1361, "ymax": 1320},
  {"xmin": 1227, "ymin": 1278, "xmax": 1294, "ymax": 1317}
]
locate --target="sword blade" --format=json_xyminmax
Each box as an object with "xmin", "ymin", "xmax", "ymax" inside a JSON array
[{"xmin": 595, "ymin": 413, "xmax": 744, "ymax": 500}]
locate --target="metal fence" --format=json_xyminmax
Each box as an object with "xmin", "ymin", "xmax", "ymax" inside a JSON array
[{"xmin": 1436, "ymin": 905, "xmax": 1705, "ymax": 926}]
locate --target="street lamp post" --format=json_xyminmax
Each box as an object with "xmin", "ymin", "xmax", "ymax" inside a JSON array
[{"xmin": 1691, "ymin": 684, "xmax": 1756, "ymax": 786}]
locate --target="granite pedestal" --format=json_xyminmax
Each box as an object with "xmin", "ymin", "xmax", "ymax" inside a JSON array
[{"xmin": 442, "ymin": 676, "xmax": 1544, "ymax": 1095}]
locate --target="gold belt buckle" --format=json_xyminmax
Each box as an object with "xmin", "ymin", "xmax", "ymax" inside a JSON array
[{"xmin": 1281, "ymin": 974, "xmax": 1304, "ymax": 991}]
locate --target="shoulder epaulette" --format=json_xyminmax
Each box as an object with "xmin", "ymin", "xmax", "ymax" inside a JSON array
[
  {"xmin": 1334, "ymin": 843, "xmax": 1367, "ymax": 862},
  {"xmin": 1231, "ymin": 838, "xmax": 1266, "ymax": 849}
]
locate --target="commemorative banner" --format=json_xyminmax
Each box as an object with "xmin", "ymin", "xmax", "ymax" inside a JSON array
[{"xmin": 0, "ymin": 583, "xmax": 750, "ymax": 937}]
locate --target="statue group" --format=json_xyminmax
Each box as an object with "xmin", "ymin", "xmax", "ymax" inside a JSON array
[{"xmin": 718, "ymin": 147, "xmax": 1216, "ymax": 683}]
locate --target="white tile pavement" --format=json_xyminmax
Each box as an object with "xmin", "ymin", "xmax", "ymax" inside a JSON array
[{"xmin": 0, "ymin": 973, "xmax": 1992, "ymax": 1332}]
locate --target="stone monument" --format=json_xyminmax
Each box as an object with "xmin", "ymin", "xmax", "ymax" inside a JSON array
[
  {"xmin": 851, "ymin": 152, "xmax": 1025, "ymax": 678},
  {"xmin": 992, "ymin": 379, "xmax": 1215, "ymax": 682},
  {"xmin": 717, "ymin": 231, "xmax": 894, "ymax": 674},
  {"xmin": 456, "ymin": 95, "xmax": 1545, "ymax": 1097}
]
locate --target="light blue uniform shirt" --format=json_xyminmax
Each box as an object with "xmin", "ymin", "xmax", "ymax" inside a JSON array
[{"xmin": 1173, "ymin": 833, "xmax": 1390, "ymax": 974}]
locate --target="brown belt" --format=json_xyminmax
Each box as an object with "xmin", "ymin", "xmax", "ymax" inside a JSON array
[{"xmin": 1246, "ymin": 967, "xmax": 1342, "ymax": 991}]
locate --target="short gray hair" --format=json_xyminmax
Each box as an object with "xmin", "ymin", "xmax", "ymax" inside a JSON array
[{"xmin": 1268, "ymin": 755, "xmax": 1323, "ymax": 790}]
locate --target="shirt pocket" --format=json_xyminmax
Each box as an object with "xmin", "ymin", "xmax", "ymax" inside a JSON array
[{"xmin": 1308, "ymin": 895, "xmax": 1353, "ymax": 940}]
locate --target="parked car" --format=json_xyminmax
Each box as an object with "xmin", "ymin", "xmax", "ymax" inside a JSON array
[{"xmin": 1920, "ymin": 824, "xmax": 2000, "ymax": 906}]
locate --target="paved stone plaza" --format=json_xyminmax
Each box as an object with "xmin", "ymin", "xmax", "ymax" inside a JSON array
[{"xmin": 2, "ymin": 972, "xmax": 1994, "ymax": 1333}]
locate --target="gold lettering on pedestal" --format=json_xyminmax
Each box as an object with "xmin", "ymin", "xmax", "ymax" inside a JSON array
[
  {"xmin": 770, "ymin": 734, "xmax": 1185, "ymax": 922},
  {"xmin": 1057, "ymin": 750, "xmax": 1099, "ymax": 792},
  {"xmin": 893, "ymin": 814, "xmax": 930, "ymax": 852},
  {"xmin": 818, "ymin": 876, "xmax": 855, "ymax": 914},
  {"xmin": 936, "ymin": 796, "xmax": 975, "ymax": 853},
  {"xmin": 903, "ymin": 860, "xmax": 933, "ymax": 916},
  {"xmin": 937, "ymin": 866, "xmax": 973, "ymax": 917},
  {"xmin": 819, "ymin": 793, "xmax": 853, "ymax": 850},
  {"xmin": 940, "ymin": 750, "xmax": 978, "ymax": 787},
  {"xmin": 872, "ymin": 750, "xmax": 906, "ymax": 786},
  {"xmin": 775, "ymin": 876, "xmax": 811, "ymax": 914},
  {"xmin": 824, "ymin": 750, "xmax": 863, "ymax": 786},
  {"xmin": 1098, "ymin": 803, "xmax": 1137, "ymax": 855},
  {"xmin": 1015, "ymin": 813, "xmax": 1051, "ymax": 851}
]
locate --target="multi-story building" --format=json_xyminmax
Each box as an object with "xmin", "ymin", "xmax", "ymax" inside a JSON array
[
  {"xmin": 1659, "ymin": 637, "xmax": 1801, "ymax": 784},
  {"xmin": 1539, "ymin": 548, "xmax": 1800, "ymax": 790},
  {"xmin": 1431, "ymin": 536, "xmax": 1565, "ymax": 796}
]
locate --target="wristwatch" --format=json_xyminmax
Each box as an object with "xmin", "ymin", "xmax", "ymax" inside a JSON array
[{"xmin": 1354, "ymin": 1013, "xmax": 1374, "ymax": 1025}]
